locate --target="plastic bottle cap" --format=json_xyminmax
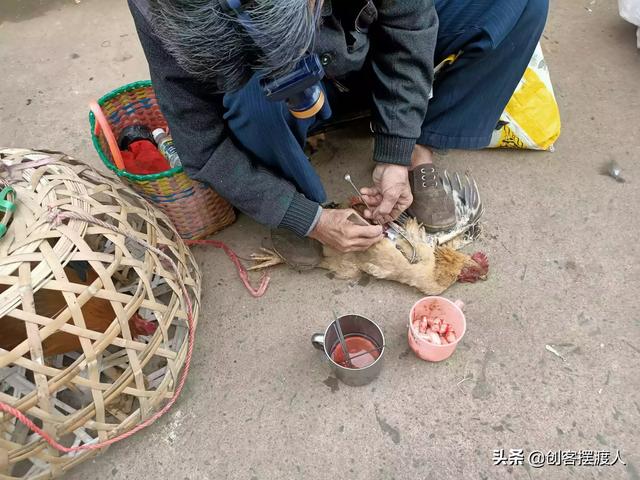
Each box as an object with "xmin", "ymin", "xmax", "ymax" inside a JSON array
[{"xmin": 152, "ymin": 128, "xmax": 166, "ymax": 141}]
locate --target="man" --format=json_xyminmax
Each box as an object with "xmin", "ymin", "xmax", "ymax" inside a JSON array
[{"xmin": 128, "ymin": 0, "xmax": 547, "ymax": 252}]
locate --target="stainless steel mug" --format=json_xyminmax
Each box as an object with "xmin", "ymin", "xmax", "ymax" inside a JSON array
[{"xmin": 311, "ymin": 314, "xmax": 385, "ymax": 387}]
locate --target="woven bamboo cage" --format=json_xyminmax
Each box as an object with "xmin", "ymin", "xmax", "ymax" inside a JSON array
[{"xmin": 0, "ymin": 148, "xmax": 201, "ymax": 478}]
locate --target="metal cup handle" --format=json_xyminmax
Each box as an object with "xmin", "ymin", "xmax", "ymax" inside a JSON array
[{"xmin": 311, "ymin": 333, "xmax": 325, "ymax": 351}]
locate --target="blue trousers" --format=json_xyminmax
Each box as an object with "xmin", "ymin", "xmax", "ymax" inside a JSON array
[{"xmin": 223, "ymin": 0, "xmax": 549, "ymax": 204}]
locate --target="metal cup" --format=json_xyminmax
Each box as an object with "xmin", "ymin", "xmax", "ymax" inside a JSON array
[{"xmin": 311, "ymin": 314, "xmax": 385, "ymax": 387}]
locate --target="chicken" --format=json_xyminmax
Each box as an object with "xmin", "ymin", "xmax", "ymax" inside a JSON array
[
  {"xmin": 252, "ymin": 217, "xmax": 488, "ymax": 295},
  {"xmin": 323, "ymin": 217, "xmax": 488, "ymax": 294},
  {"xmin": 0, "ymin": 261, "xmax": 156, "ymax": 356},
  {"xmin": 250, "ymin": 171, "xmax": 489, "ymax": 295}
]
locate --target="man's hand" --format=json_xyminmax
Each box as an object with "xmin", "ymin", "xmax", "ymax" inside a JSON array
[
  {"xmin": 360, "ymin": 164, "xmax": 413, "ymax": 224},
  {"xmin": 309, "ymin": 209, "xmax": 383, "ymax": 253}
]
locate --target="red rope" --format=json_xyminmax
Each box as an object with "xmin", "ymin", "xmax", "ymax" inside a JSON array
[
  {"xmin": 0, "ymin": 215, "xmax": 268, "ymax": 456},
  {"xmin": 185, "ymin": 239, "xmax": 270, "ymax": 298}
]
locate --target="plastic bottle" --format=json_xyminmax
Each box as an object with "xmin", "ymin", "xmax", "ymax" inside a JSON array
[{"xmin": 152, "ymin": 128, "xmax": 181, "ymax": 168}]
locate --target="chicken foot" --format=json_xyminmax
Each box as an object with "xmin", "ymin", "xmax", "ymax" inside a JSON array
[{"xmin": 248, "ymin": 248, "xmax": 285, "ymax": 270}]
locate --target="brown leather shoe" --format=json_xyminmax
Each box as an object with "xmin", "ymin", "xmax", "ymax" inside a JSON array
[{"xmin": 408, "ymin": 163, "xmax": 456, "ymax": 233}]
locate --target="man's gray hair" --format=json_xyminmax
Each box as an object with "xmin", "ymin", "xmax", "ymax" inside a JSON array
[{"xmin": 151, "ymin": 0, "xmax": 318, "ymax": 92}]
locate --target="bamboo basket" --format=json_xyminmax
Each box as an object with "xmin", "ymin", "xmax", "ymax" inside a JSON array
[
  {"xmin": 89, "ymin": 80, "xmax": 236, "ymax": 240},
  {"xmin": 0, "ymin": 148, "xmax": 200, "ymax": 478}
]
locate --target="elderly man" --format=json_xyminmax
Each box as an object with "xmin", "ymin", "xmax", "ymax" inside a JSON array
[{"xmin": 128, "ymin": 0, "xmax": 547, "ymax": 252}]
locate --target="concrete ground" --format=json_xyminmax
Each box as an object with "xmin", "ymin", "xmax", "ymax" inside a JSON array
[{"xmin": 1, "ymin": 1, "xmax": 639, "ymax": 479}]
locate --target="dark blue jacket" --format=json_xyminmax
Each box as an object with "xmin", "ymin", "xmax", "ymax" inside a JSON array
[{"xmin": 129, "ymin": 0, "xmax": 437, "ymax": 236}]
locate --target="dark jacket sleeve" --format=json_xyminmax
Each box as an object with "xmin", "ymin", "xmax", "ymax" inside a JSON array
[
  {"xmin": 369, "ymin": 0, "xmax": 438, "ymax": 166},
  {"xmin": 128, "ymin": 0, "xmax": 320, "ymax": 237}
]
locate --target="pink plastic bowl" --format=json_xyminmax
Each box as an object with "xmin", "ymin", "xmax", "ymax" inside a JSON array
[{"xmin": 408, "ymin": 296, "xmax": 466, "ymax": 362}]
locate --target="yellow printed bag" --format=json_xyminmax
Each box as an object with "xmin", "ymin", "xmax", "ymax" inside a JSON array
[{"xmin": 488, "ymin": 43, "xmax": 561, "ymax": 151}]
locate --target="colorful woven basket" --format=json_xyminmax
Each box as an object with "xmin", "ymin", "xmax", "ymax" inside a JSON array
[{"xmin": 89, "ymin": 80, "xmax": 235, "ymax": 239}]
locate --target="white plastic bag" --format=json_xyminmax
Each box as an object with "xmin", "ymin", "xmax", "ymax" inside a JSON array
[{"xmin": 618, "ymin": 0, "xmax": 640, "ymax": 48}]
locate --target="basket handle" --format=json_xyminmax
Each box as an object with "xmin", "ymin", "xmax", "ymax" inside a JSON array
[{"xmin": 89, "ymin": 100, "xmax": 125, "ymax": 170}]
